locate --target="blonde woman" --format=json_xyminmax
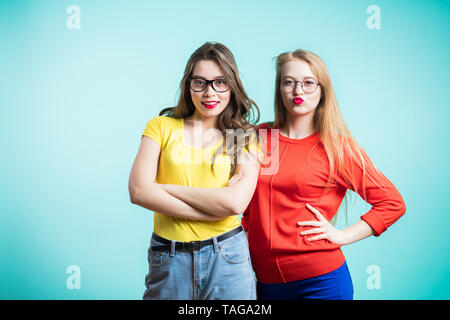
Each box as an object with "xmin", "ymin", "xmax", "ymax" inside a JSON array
[
  {"xmin": 129, "ymin": 42, "xmax": 260, "ymax": 300},
  {"xmin": 241, "ymin": 50, "xmax": 406, "ymax": 300}
]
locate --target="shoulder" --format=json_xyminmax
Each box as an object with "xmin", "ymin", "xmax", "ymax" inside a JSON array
[
  {"xmin": 146, "ymin": 115, "xmax": 182, "ymax": 129},
  {"xmin": 142, "ymin": 116, "xmax": 183, "ymax": 148}
]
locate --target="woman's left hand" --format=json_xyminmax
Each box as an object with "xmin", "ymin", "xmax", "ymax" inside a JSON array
[
  {"xmin": 227, "ymin": 171, "xmax": 243, "ymax": 187},
  {"xmin": 298, "ymin": 203, "xmax": 349, "ymax": 245}
]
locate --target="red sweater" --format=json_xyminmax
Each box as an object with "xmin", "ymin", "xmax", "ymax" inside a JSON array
[{"xmin": 241, "ymin": 124, "xmax": 406, "ymax": 283}]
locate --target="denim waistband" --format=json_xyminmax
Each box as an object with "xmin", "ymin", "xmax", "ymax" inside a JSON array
[{"xmin": 151, "ymin": 226, "xmax": 243, "ymax": 253}]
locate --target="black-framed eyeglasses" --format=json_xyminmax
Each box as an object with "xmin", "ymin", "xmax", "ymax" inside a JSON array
[
  {"xmin": 280, "ymin": 77, "xmax": 320, "ymax": 94},
  {"xmin": 189, "ymin": 77, "xmax": 230, "ymax": 93}
]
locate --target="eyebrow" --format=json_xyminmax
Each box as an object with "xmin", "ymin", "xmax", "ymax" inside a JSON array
[
  {"xmin": 282, "ymin": 75, "xmax": 317, "ymax": 80},
  {"xmin": 190, "ymin": 75, "xmax": 227, "ymax": 80}
]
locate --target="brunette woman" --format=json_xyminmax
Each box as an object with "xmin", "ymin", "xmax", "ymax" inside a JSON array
[{"xmin": 129, "ymin": 42, "xmax": 260, "ymax": 300}]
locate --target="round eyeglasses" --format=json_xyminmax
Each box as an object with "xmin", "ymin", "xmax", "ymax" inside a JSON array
[
  {"xmin": 189, "ymin": 78, "xmax": 230, "ymax": 93},
  {"xmin": 280, "ymin": 77, "xmax": 320, "ymax": 94}
]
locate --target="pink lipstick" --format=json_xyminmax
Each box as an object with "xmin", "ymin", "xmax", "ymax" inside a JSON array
[{"xmin": 293, "ymin": 97, "xmax": 304, "ymax": 105}]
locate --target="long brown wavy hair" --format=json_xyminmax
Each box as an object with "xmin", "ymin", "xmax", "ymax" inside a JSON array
[{"xmin": 159, "ymin": 42, "xmax": 260, "ymax": 177}]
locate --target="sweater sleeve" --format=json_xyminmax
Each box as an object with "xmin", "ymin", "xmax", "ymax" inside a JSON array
[
  {"xmin": 241, "ymin": 206, "xmax": 250, "ymax": 231},
  {"xmin": 335, "ymin": 147, "xmax": 406, "ymax": 237}
]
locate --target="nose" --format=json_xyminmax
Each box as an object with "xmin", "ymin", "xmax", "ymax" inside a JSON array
[
  {"xmin": 294, "ymin": 82, "xmax": 304, "ymax": 95},
  {"xmin": 203, "ymin": 83, "xmax": 216, "ymax": 96}
]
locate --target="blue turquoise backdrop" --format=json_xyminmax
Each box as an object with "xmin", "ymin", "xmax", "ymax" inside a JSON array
[{"xmin": 1, "ymin": 0, "xmax": 449, "ymax": 299}]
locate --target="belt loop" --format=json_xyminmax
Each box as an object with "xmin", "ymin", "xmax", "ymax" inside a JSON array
[
  {"xmin": 170, "ymin": 240, "xmax": 176, "ymax": 257},
  {"xmin": 212, "ymin": 237, "xmax": 219, "ymax": 253}
]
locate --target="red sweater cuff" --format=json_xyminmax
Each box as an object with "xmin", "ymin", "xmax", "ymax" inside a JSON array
[{"xmin": 360, "ymin": 211, "xmax": 387, "ymax": 237}]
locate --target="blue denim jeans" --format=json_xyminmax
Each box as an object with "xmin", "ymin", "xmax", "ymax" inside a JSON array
[{"xmin": 143, "ymin": 228, "xmax": 256, "ymax": 300}]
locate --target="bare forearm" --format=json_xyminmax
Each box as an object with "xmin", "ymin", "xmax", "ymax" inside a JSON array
[
  {"xmin": 161, "ymin": 170, "xmax": 259, "ymax": 218},
  {"xmin": 160, "ymin": 155, "xmax": 259, "ymax": 217},
  {"xmin": 342, "ymin": 220, "xmax": 375, "ymax": 245},
  {"xmin": 130, "ymin": 184, "xmax": 222, "ymax": 221},
  {"xmin": 161, "ymin": 183, "xmax": 239, "ymax": 216}
]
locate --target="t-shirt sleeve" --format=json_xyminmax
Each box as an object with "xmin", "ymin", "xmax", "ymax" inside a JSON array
[{"xmin": 142, "ymin": 116, "xmax": 164, "ymax": 147}]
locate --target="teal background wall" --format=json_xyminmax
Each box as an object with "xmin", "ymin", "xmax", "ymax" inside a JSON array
[{"xmin": 0, "ymin": 0, "xmax": 448, "ymax": 299}]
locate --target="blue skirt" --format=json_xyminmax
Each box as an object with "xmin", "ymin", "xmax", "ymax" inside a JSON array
[{"xmin": 257, "ymin": 261, "xmax": 354, "ymax": 300}]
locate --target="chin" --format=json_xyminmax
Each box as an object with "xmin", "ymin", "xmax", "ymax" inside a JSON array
[
  {"xmin": 288, "ymin": 105, "xmax": 315, "ymax": 116},
  {"xmin": 197, "ymin": 107, "xmax": 225, "ymax": 119}
]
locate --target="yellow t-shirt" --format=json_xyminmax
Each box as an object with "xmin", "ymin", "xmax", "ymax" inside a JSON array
[{"xmin": 142, "ymin": 115, "xmax": 241, "ymax": 241}]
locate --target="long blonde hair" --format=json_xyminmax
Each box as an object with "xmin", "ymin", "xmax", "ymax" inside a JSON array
[{"xmin": 274, "ymin": 50, "xmax": 381, "ymax": 221}]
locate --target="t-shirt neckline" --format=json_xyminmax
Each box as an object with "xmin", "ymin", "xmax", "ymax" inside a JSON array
[{"xmin": 180, "ymin": 118, "xmax": 224, "ymax": 150}]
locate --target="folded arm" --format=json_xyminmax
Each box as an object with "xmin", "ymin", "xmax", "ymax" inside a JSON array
[
  {"xmin": 161, "ymin": 150, "xmax": 260, "ymax": 217},
  {"xmin": 128, "ymin": 136, "xmax": 222, "ymax": 221}
]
